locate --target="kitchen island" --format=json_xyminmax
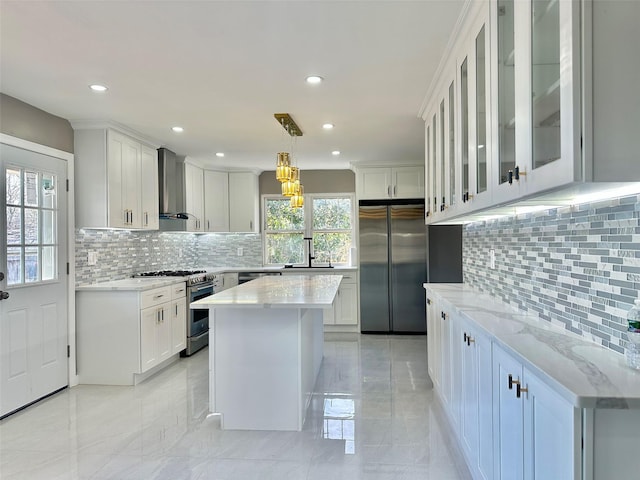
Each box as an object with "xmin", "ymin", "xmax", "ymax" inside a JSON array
[{"xmin": 191, "ymin": 274, "xmax": 342, "ymax": 431}]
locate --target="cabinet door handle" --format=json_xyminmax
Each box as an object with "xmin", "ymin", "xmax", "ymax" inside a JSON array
[
  {"xmin": 516, "ymin": 382, "xmax": 528, "ymax": 398},
  {"xmin": 157, "ymin": 310, "xmax": 160, "ymax": 324},
  {"xmin": 463, "ymin": 332, "xmax": 467, "ymax": 343},
  {"xmin": 161, "ymin": 309, "xmax": 164, "ymax": 322},
  {"xmin": 467, "ymin": 335, "xmax": 475, "ymax": 346},
  {"xmin": 250, "ymin": 220, "xmax": 253, "ymax": 230},
  {"xmin": 207, "ymin": 220, "xmax": 210, "ymax": 230},
  {"xmin": 175, "ymin": 304, "xmax": 178, "ymax": 315},
  {"xmin": 393, "ymin": 185, "xmax": 397, "ymax": 196},
  {"xmin": 427, "ymin": 298, "xmax": 431, "ymax": 305},
  {"xmin": 387, "ymin": 185, "xmax": 391, "ymax": 197},
  {"xmin": 508, "ymin": 374, "xmax": 519, "ymax": 390},
  {"xmin": 130, "ymin": 210, "xmax": 133, "ymax": 224},
  {"xmin": 144, "ymin": 212, "xmax": 148, "ymax": 226}
]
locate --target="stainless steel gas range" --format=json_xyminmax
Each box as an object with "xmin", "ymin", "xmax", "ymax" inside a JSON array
[{"xmin": 133, "ymin": 270, "xmax": 221, "ymax": 356}]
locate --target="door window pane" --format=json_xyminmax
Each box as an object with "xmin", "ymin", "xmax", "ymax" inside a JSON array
[
  {"xmin": 24, "ymin": 247, "xmax": 39, "ymax": 283},
  {"xmin": 4, "ymin": 166, "xmax": 59, "ymax": 285},
  {"xmin": 24, "ymin": 208, "xmax": 39, "ymax": 244},
  {"xmin": 24, "ymin": 171, "xmax": 39, "ymax": 207},
  {"xmin": 7, "ymin": 247, "xmax": 22, "ymax": 285},
  {"xmin": 6, "ymin": 168, "xmax": 21, "ymax": 205}
]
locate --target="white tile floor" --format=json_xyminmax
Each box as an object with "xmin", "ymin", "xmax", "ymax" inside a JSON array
[{"xmin": 0, "ymin": 334, "xmax": 471, "ymax": 480}]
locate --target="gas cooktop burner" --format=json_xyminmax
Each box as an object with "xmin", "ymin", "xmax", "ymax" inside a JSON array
[{"xmin": 133, "ymin": 270, "xmax": 206, "ymax": 277}]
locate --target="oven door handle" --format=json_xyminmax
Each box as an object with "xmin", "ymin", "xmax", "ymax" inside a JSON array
[{"xmin": 190, "ymin": 284, "xmax": 213, "ymax": 293}]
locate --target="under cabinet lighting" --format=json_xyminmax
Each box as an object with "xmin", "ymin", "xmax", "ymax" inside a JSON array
[{"xmin": 89, "ymin": 84, "xmax": 108, "ymax": 92}]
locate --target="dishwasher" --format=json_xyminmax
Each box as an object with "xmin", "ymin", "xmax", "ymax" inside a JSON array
[{"xmin": 237, "ymin": 271, "xmax": 283, "ymax": 284}]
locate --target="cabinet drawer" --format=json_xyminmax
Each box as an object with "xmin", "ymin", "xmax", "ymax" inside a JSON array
[
  {"xmin": 340, "ymin": 273, "xmax": 357, "ymax": 283},
  {"xmin": 141, "ymin": 286, "xmax": 172, "ymax": 309},
  {"xmin": 171, "ymin": 282, "xmax": 187, "ymax": 300}
]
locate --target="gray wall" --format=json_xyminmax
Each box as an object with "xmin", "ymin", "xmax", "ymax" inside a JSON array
[
  {"xmin": 463, "ymin": 194, "xmax": 640, "ymax": 355},
  {"xmin": 0, "ymin": 93, "xmax": 74, "ymax": 153},
  {"xmin": 260, "ymin": 169, "xmax": 355, "ymax": 195}
]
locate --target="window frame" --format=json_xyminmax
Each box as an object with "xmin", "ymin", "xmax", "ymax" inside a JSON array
[{"xmin": 262, "ymin": 192, "xmax": 356, "ymax": 267}]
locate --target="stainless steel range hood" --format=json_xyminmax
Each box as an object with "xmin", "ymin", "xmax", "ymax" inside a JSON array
[{"xmin": 158, "ymin": 147, "xmax": 190, "ymax": 231}]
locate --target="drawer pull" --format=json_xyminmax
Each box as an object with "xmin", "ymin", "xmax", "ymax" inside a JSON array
[
  {"xmin": 516, "ymin": 383, "xmax": 528, "ymax": 398},
  {"xmin": 153, "ymin": 294, "xmax": 165, "ymax": 299}
]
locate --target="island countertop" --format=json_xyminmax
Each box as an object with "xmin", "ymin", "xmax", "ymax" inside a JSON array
[{"xmin": 191, "ymin": 274, "xmax": 342, "ymax": 309}]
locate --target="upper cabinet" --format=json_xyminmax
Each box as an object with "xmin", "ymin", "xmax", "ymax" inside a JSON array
[
  {"xmin": 203, "ymin": 170, "xmax": 230, "ymax": 232},
  {"xmin": 423, "ymin": 0, "xmax": 640, "ymax": 224},
  {"xmin": 228, "ymin": 171, "xmax": 259, "ymax": 232},
  {"xmin": 74, "ymin": 126, "xmax": 158, "ymax": 229},
  {"xmin": 356, "ymin": 166, "xmax": 424, "ymax": 200},
  {"xmin": 184, "ymin": 162, "xmax": 204, "ymax": 232},
  {"xmin": 183, "ymin": 167, "xmax": 259, "ymax": 233}
]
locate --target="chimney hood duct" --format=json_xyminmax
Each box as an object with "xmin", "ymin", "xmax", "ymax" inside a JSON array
[{"xmin": 158, "ymin": 148, "xmax": 191, "ymax": 229}]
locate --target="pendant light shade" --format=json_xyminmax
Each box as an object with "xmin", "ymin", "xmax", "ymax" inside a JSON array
[
  {"xmin": 282, "ymin": 167, "xmax": 299, "ymax": 197},
  {"xmin": 275, "ymin": 152, "xmax": 291, "ymax": 183},
  {"xmin": 290, "ymin": 184, "xmax": 304, "ymax": 208}
]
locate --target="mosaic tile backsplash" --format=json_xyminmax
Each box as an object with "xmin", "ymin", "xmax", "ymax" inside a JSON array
[
  {"xmin": 75, "ymin": 230, "xmax": 262, "ymax": 286},
  {"xmin": 463, "ymin": 194, "xmax": 640, "ymax": 355}
]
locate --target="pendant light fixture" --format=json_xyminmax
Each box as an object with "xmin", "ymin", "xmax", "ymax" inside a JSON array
[{"xmin": 274, "ymin": 113, "xmax": 305, "ymax": 207}]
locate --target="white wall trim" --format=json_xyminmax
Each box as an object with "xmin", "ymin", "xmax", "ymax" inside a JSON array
[{"xmin": 0, "ymin": 133, "xmax": 74, "ymax": 161}]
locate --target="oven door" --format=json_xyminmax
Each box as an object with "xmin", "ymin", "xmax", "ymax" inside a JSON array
[{"xmin": 189, "ymin": 283, "xmax": 213, "ymax": 337}]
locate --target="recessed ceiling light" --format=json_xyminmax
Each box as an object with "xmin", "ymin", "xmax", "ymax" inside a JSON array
[
  {"xmin": 322, "ymin": 123, "xmax": 334, "ymax": 130},
  {"xmin": 305, "ymin": 75, "xmax": 323, "ymax": 84},
  {"xmin": 172, "ymin": 126, "xmax": 184, "ymax": 133},
  {"xmin": 89, "ymin": 84, "xmax": 108, "ymax": 92},
  {"xmin": 332, "ymin": 150, "xmax": 341, "ymax": 156},
  {"xmin": 216, "ymin": 152, "xmax": 225, "ymax": 157}
]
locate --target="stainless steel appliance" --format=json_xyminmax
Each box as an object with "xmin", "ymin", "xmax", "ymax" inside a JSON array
[
  {"xmin": 359, "ymin": 200, "xmax": 427, "ymax": 333},
  {"xmin": 157, "ymin": 148, "xmax": 196, "ymax": 231},
  {"xmin": 133, "ymin": 269, "xmax": 220, "ymax": 355}
]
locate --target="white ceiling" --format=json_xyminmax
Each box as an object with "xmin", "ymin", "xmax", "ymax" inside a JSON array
[{"xmin": 0, "ymin": 0, "xmax": 465, "ymax": 172}]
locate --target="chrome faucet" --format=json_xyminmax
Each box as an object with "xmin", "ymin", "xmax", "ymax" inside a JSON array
[{"xmin": 304, "ymin": 237, "xmax": 315, "ymax": 267}]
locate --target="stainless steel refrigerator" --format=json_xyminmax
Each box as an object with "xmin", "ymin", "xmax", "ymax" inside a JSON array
[{"xmin": 359, "ymin": 200, "xmax": 427, "ymax": 333}]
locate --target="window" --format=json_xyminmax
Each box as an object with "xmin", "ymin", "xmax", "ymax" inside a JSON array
[
  {"xmin": 263, "ymin": 194, "xmax": 354, "ymax": 266},
  {"xmin": 6, "ymin": 166, "xmax": 59, "ymax": 285}
]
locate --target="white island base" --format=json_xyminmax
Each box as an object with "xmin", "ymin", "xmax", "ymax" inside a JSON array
[{"xmin": 210, "ymin": 306, "xmax": 324, "ymax": 431}]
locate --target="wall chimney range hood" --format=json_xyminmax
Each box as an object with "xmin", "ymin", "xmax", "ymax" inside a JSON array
[{"xmin": 158, "ymin": 147, "xmax": 192, "ymax": 230}]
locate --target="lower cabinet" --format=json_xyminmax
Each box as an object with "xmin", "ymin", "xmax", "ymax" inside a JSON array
[
  {"xmin": 426, "ymin": 292, "xmax": 578, "ymax": 480},
  {"xmin": 77, "ymin": 281, "xmax": 187, "ymax": 385},
  {"xmin": 493, "ymin": 344, "xmax": 578, "ymax": 480}
]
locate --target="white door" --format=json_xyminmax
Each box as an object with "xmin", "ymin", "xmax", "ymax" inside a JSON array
[{"xmin": 1, "ymin": 143, "xmax": 68, "ymax": 417}]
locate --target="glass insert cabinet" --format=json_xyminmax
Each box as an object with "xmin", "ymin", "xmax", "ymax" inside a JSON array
[{"xmin": 422, "ymin": 0, "xmax": 638, "ymax": 224}]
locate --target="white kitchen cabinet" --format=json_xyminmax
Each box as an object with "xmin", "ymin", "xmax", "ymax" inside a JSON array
[
  {"xmin": 493, "ymin": 343, "xmax": 578, "ymax": 480},
  {"xmin": 459, "ymin": 316, "xmax": 493, "ymax": 480},
  {"xmin": 185, "ymin": 162, "xmax": 204, "ymax": 231},
  {"xmin": 170, "ymin": 283, "xmax": 187, "ymax": 354},
  {"xmin": 356, "ymin": 166, "xmax": 424, "ymax": 200},
  {"xmin": 204, "ymin": 170, "xmax": 230, "ymax": 232},
  {"xmin": 228, "ymin": 171, "xmax": 259, "ymax": 232},
  {"xmin": 423, "ymin": 0, "xmax": 640, "ymax": 225},
  {"xmin": 281, "ymin": 270, "xmax": 359, "ymax": 327},
  {"xmin": 73, "ymin": 127, "xmax": 158, "ymax": 229},
  {"xmin": 221, "ymin": 272, "xmax": 239, "ymax": 290},
  {"xmin": 426, "ymin": 295, "xmax": 441, "ymax": 390},
  {"xmin": 140, "ymin": 144, "xmax": 159, "ymax": 229},
  {"xmin": 76, "ymin": 281, "xmax": 185, "ymax": 385}
]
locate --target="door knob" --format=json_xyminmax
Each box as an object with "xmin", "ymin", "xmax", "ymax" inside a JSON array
[{"xmin": 0, "ymin": 291, "xmax": 9, "ymax": 300}]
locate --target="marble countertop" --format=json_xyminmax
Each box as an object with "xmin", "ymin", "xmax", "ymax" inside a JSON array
[
  {"xmin": 76, "ymin": 277, "xmax": 186, "ymax": 292},
  {"xmin": 192, "ymin": 274, "xmax": 342, "ymax": 309},
  {"xmin": 205, "ymin": 266, "xmax": 357, "ymax": 274},
  {"xmin": 424, "ymin": 283, "xmax": 640, "ymax": 409}
]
